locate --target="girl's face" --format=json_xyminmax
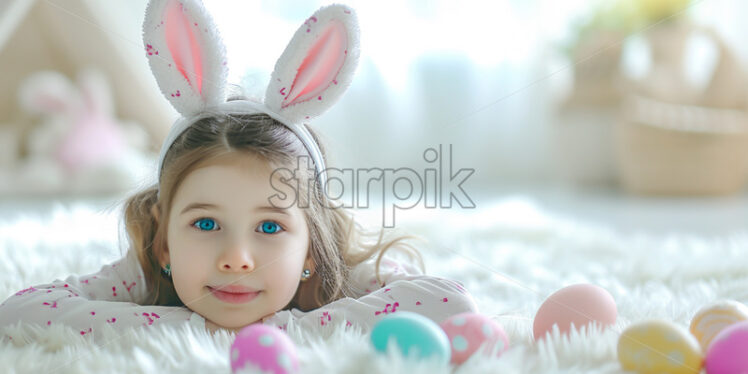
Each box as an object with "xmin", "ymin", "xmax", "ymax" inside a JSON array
[{"xmin": 164, "ymin": 153, "xmax": 311, "ymax": 328}]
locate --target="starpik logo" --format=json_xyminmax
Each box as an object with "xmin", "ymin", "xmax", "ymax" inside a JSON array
[{"xmin": 269, "ymin": 144, "xmax": 475, "ymax": 227}]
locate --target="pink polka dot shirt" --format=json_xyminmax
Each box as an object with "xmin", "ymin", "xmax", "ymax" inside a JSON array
[{"xmin": 0, "ymin": 249, "xmax": 477, "ymax": 340}]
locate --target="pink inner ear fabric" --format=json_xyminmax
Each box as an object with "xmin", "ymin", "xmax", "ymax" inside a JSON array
[
  {"xmin": 165, "ymin": 0, "xmax": 203, "ymax": 94},
  {"xmin": 283, "ymin": 20, "xmax": 347, "ymax": 107}
]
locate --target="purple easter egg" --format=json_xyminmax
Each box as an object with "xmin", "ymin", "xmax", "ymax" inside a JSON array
[
  {"xmin": 705, "ymin": 320, "xmax": 748, "ymax": 374},
  {"xmin": 440, "ymin": 312, "xmax": 510, "ymax": 364},
  {"xmin": 230, "ymin": 323, "xmax": 298, "ymax": 374}
]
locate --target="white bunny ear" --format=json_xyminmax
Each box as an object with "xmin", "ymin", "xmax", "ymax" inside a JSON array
[
  {"xmin": 265, "ymin": 4, "xmax": 360, "ymax": 123},
  {"xmin": 142, "ymin": 0, "xmax": 228, "ymax": 116}
]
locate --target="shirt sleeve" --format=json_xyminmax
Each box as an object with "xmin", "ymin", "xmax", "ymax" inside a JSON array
[
  {"xmin": 0, "ymin": 248, "xmax": 204, "ymax": 342},
  {"xmin": 263, "ymin": 257, "xmax": 478, "ymax": 333}
]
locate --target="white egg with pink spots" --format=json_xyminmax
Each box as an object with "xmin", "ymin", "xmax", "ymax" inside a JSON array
[
  {"xmin": 439, "ymin": 312, "xmax": 510, "ymax": 364},
  {"xmin": 230, "ymin": 323, "xmax": 298, "ymax": 374}
]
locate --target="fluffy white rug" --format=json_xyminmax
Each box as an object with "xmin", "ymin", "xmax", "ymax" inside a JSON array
[{"xmin": 1, "ymin": 194, "xmax": 747, "ymax": 373}]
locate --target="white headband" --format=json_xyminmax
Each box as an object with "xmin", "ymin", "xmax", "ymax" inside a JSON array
[
  {"xmin": 142, "ymin": 0, "xmax": 360, "ymax": 192},
  {"xmin": 156, "ymin": 100, "xmax": 329, "ymax": 188}
]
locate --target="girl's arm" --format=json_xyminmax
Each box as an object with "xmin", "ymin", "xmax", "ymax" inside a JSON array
[
  {"xmin": 0, "ymin": 248, "xmax": 204, "ymax": 341},
  {"xmin": 263, "ymin": 257, "xmax": 478, "ymax": 332}
]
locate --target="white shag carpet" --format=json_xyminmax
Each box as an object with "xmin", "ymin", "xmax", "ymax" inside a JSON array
[{"xmin": 1, "ymin": 192, "xmax": 748, "ymax": 374}]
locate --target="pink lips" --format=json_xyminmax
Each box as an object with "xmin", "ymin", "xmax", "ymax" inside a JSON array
[{"xmin": 208, "ymin": 285, "xmax": 261, "ymax": 304}]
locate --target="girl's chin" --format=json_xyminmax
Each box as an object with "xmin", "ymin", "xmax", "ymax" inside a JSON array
[{"xmin": 208, "ymin": 314, "xmax": 265, "ymax": 328}]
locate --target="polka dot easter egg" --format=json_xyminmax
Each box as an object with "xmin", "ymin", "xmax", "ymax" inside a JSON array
[
  {"xmin": 439, "ymin": 312, "xmax": 509, "ymax": 365},
  {"xmin": 689, "ymin": 299, "xmax": 748, "ymax": 351},
  {"xmin": 230, "ymin": 324, "xmax": 298, "ymax": 374},
  {"xmin": 704, "ymin": 320, "xmax": 748, "ymax": 374},
  {"xmin": 533, "ymin": 283, "xmax": 617, "ymax": 340},
  {"xmin": 617, "ymin": 319, "xmax": 702, "ymax": 374},
  {"xmin": 370, "ymin": 311, "xmax": 451, "ymax": 364}
]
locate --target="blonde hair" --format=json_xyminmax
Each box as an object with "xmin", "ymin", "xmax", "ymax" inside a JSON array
[{"xmin": 123, "ymin": 108, "xmax": 423, "ymax": 311}]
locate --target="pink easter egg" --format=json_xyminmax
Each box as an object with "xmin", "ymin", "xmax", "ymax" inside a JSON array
[
  {"xmin": 230, "ymin": 323, "xmax": 298, "ymax": 374},
  {"xmin": 439, "ymin": 312, "xmax": 509, "ymax": 365},
  {"xmin": 533, "ymin": 284, "xmax": 617, "ymax": 340},
  {"xmin": 704, "ymin": 320, "xmax": 748, "ymax": 374}
]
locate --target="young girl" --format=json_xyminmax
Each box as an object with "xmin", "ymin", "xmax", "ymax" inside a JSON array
[{"xmin": 0, "ymin": 1, "xmax": 476, "ymax": 341}]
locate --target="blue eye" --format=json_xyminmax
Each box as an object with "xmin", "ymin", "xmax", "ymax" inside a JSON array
[
  {"xmin": 259, "ymin": 221, "xmax": 282, "ymax": 234},
  {"xmin": 193, "ymin": 218, "xmax": 218, "ymax": 231}
]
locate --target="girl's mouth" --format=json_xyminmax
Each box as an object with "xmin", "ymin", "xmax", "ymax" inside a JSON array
[{"xmin": 207, "ymin": 286, "xmax": 261, "ymax": 304}]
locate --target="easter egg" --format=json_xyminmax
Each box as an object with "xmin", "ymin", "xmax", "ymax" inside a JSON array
[
  {"xmin": 689, "ymin": 300, "xmax": 748, "ymax": 350},
  {"xmin": 371, "ymin": 311, "xmax": 451, "ymax": 363},
  {"xmin": 533, "ymin": 283, "xmax": 617, "ymax": 340},
  {"xmin": 704, "ymin": 320, "xmax": 748, "ymax": 374},
  {"xmin": 617, "ymin": 319, "xmax": 702, "ymax": 374},
  {"xmin": 439, "ymin": 312, "xmax": 509, "ymax": 364},
  {"xmin": 230, "ymin": 323, "xmax": 298, "ymax": 374}
]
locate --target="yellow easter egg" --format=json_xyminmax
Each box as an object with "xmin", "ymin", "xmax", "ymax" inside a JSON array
[
  {"xmin": 690, "ymin": 300, "xmax": 748, "ymax": 350},
  {"xmin": 617, "ymin": 320, "xmax": 703, "ymax": 374}
]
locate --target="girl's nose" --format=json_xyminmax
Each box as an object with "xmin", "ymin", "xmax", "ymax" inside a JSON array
[{"xmin": 218, "ymin": 240, "xmax": 256, "ymax": 272}]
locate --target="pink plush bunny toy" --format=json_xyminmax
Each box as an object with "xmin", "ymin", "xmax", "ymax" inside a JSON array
[{"xmin": 19, "ymin": 69, "xmax": 127, "ymax": 174}]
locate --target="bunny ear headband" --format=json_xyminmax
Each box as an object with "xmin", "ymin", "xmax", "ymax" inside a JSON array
[{"xmin": 143, "ymin": 0, "xmax": 360, "ymax": 190}]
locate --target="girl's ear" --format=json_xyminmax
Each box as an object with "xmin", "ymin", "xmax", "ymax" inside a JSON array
[
  {"xmin": 143, "ymin": 0, "xmax": 228, "ymax": 116},
  {"xmin": 151, "ymin": 204, "xmax": 160, "ymax": 223},
  {"xmin": 264, "ymin": 4, "xmax": 360, "ymax": 124},
  {"xmin": 157, "ymin": 238, "xmax": 170, "ymax": 266},
  {"xmin": 304, "ymin": 257, "xmax": 316, "ymax": 277},
  {"xmin": 159, "ymin": 254, "xmax": 171, "ymax": 270},
  {"xmin": 150, "ymin": 203, "xmax": 169, "ymax": 265}
]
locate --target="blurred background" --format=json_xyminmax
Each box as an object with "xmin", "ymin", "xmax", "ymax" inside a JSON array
[{"xmin": 2, "ymin": 0, "xmax": 748, "ymax": 235}]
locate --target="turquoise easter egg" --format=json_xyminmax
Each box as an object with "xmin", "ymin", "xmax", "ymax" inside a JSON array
[{"xmin": 370, "ymin": 311, "xmax": 451, "ymax": 363}]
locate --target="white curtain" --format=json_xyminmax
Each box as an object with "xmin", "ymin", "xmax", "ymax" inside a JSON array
[{"xmin": 194, "ymin": 0, "xmax": 748, "ymax": 190}]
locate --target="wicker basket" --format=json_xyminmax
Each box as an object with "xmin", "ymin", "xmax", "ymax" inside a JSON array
[{"xmin": 616, "ymin": 95, "xmax": 748, "ymax": 195}]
